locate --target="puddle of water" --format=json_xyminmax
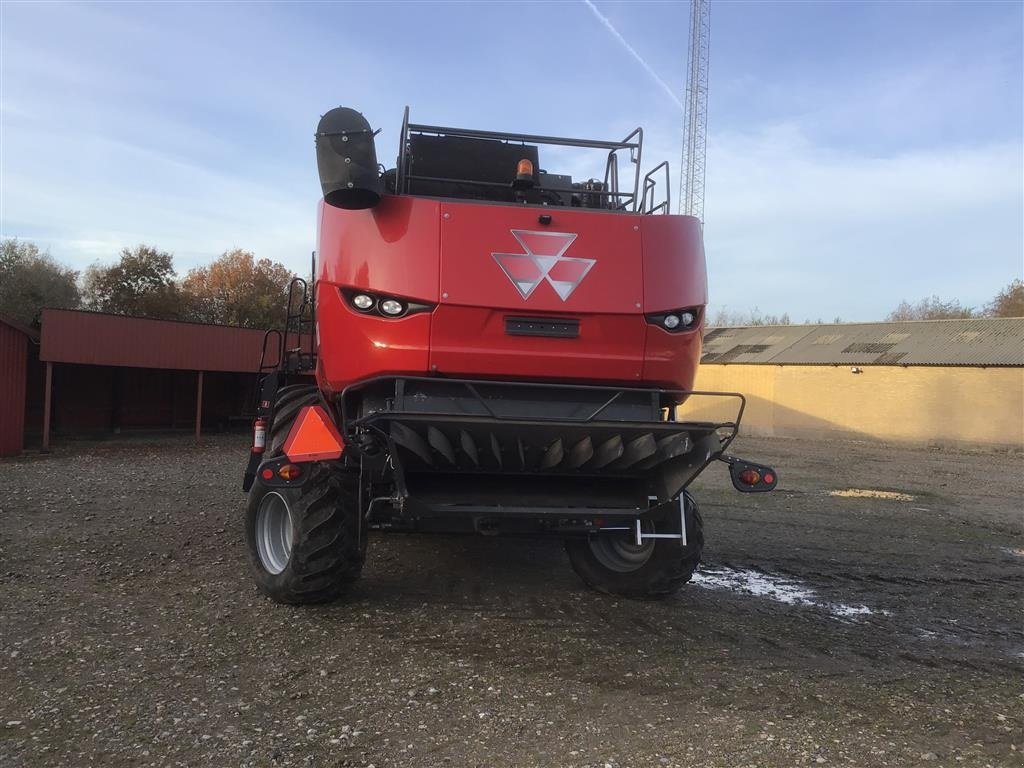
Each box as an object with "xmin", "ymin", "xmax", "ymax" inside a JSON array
[
  {"xmin": 692, "ymin": 567, "xmax": 815, "ymax": 604},
  {"xmin": 692, "ymin": 566, "xmax": 890, "ymax": 619},
  {"xmin": 830, "ymin": 489, "xmax": 915, "ymax": 501},
  {"xmin": 829, "ymin": 604, "xmax": 875, "ymax": 618}
]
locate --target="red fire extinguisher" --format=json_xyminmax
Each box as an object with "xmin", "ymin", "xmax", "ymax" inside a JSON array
[{"xmin": 252, "ymin": 417, "xmax": 267, "ymax": 455}]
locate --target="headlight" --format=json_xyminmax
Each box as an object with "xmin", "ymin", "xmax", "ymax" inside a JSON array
[
  {"xmin": 379, "ymin": 299, "xmax": 404, "ymax": 316},
  {"xmin": 340, "ymin": 288, "xmax": 433, "ymax": 318},
  {"xmin": 644, "ymin": 307, "xmax": 700, "ymax": 332}
]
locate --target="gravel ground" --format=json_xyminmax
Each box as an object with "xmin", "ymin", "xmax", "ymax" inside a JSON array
[{"xmin": 1, "ymin": 434, "xmax": 1022, "ymax": 768}]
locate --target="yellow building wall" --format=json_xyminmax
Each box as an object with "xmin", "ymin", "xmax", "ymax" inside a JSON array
[{"xmin": 682, "ymin": 365, "xmax": 1024, "ymax": 447}]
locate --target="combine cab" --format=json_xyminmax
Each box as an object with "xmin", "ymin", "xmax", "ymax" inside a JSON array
[{"xmin": 242, "ymin": 107, "xmax": 777, "ymax": 603}]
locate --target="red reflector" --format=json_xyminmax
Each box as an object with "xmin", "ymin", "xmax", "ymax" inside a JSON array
[
  {"xmin": 283, "ymin": 405, "xmax": 345, "ymax": 462},
  {"xmin": 593, "ymin": 517, "xmax": 606, "ymax": 528},
  {"xmin": 763, "ymin": 472, "xmax": 775, "ymax": 485},
  {"xmin": 278, "ymin": 464, "xmax": 302, "ymax": 481},
  {"xmin": 260, "ymin": 468, "xmax": 274, "ymax": 480},
  {"xmin": 739, "ymin": 468, "xmax": 761, "ymax": 486}
]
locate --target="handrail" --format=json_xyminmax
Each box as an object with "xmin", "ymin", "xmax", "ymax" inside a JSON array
[
  {"xmin": 403, "ymin": 173, "xmax": 635, "ymax": 200},
  {"xmin": 603, "ymin": 152, "xmax": 620, "ymax": 206},
  {"xmin": 641, "ymin": 161, "xmax": 671, "ymax": 215},
  {"xmin": 406, "ymin": 122, "xmax": 642, "ymax": 151},
  {"xmin": 257, "ymin": 329, "xmax": 282, "ymax": 373},
  {"xmin": 617, "ymin": 127, "xmax": 643, "ymax": 214},
  {"xmin": 341, "ymin": 375, "xmax": 746, "ymax": 440},
  {"xmin": 399, "ymin": 107, "xmax": 647, "ymax": 211}
]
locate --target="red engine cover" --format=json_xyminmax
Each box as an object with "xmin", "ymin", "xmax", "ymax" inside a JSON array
[
  {"xmin": 315, "ymin": 196, "xmax": 706, "ymax": 393},
  {"xmin": 440, "ymin": 203, "xmax": 644, "ymax": 313}
]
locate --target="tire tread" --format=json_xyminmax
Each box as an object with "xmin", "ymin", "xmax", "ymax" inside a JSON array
[
  {"xmin": 565, "ymin": 494, "xmax": 704, "ymax": 599},
  {"xmin": 244, "ymin": 387, "xmax": 364, "ymax": 605}
]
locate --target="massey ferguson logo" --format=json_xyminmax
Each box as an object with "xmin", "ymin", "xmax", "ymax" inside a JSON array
[{"xmin": 492, "ymin": 230, "xmax": 596, "ymax": 301}]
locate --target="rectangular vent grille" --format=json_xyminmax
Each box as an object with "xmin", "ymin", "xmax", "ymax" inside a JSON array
[{"xmin": 505, "ymin": 317, "xmax": 580, "ymax": 339}]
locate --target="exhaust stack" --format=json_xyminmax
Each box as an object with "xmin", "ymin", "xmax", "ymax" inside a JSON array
[{"xmin": 315, "ymin": 107, "xmax": 382, "ymax": 210}]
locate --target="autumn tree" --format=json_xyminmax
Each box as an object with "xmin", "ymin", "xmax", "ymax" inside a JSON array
[
  {"xmin": 985, "ymin": 279, "xmax": 1024, "ymax": 318},
  {"xmin": 0, "ymin": 238, "xmax": 81, "ymax": 326},
  {"xmin": 82, "ymin": 244, "xmax": 186, "ymax": 319},
  {"xmin": 886, "ymin": 296, "xmax": 975, "ymax": 321},
  {"xmin": 182, "ymin": 249, "xmax": 295, "ymax": 328}
]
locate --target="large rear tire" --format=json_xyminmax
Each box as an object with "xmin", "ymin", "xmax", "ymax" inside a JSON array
[
  {"xmin": 244, "ymin": 385, "xmax": 365, "ymax": 604},
  {"xmin": 565, "ymin": 492, "xmax": 703, "ymax": 599}
]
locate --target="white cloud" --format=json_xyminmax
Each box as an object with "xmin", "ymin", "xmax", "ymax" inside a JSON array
[
  {"xmin": 2, "ymin": 126, "xmax": 314, "ymax": 274},
  {"xmin": 700, "ymin": 125, "xmax": 1023, "ymax": 320}
]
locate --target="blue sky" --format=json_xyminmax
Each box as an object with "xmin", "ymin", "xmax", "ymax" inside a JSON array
[{"xmin": 1, "ymin": 0, "xmax": 1021, "ymax": 321}]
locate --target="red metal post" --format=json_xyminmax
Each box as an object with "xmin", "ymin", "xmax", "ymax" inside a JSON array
[
  {"xmin": 42, "ymin": 361, "xmax": 53, "ymax": 452},
  {"xmin": 195, "ymin": 371, "xmax": 204, "ymax": 441}
]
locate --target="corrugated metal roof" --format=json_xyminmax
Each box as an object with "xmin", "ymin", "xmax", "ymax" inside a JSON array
[
  {"xmin": 701, "ymin": 326, "xmax": 814, "ymax": 364},
  {"xmin": 40, "ymin": 309, "xmax": 276, "ymax": 372},
  {"xmin": 702, "ymin": 318, "xmax": 1024, "ymax": 367}
]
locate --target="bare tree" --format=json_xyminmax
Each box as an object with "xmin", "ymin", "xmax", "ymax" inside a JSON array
[
  {"xmin": 984, "ymin": 279, "xmax": 1024, "ymax": 318},
  {"xmin": 886, "ymin": 296, "xmax": 975, "ymax": 321},
  {"xmin": 707, "ymin": 306, "xmax": 792, "ymax": 327}
]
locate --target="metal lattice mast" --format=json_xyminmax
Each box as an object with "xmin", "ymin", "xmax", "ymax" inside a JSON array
[{"xmin": 680, "ymin": 0, "xmax": 710, "ymax": 220}]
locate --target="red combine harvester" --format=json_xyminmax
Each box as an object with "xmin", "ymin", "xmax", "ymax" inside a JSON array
[{"xmin": 242, "ymin": 107, "xmax": 776, "ymax": 603}]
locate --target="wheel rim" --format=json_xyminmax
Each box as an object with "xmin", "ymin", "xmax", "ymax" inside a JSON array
[
  {"xmin": 255, "ymin": 492, "xmax": 293, "ymax": 575},
  {"xmin": 588, "ymin": 522, "xmax": 656, "ymax": 573}
]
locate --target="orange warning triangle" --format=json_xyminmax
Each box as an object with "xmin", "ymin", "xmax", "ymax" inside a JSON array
[{"xmin": 283, "ymin": 405, "xmax": 345, "ymax": 462}]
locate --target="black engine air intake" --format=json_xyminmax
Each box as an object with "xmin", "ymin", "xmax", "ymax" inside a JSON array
[{"xmin": 315, "ymin": 107, "xmax": 382, "ymax": 209}]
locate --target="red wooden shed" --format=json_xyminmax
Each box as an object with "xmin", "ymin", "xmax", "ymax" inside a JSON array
[
  {"xmin": 36, "ymin": 309, "xmax": 282, "ymax": 449},
  {"xmin": 0, "ymin": 314, "xmax": 38, "ymax": 458}
]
